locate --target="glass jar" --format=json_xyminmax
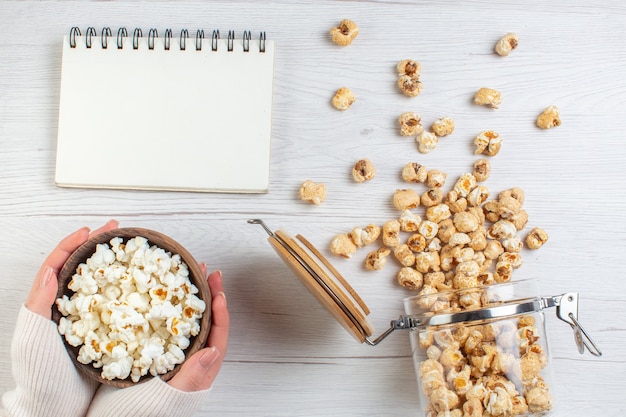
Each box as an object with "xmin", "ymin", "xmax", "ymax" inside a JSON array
[
  {"xmin": 403, "ymin": 280, "xmax": 558, "ymax": 416},
  {"xmin": 249, "ymin": 219, "xmax": 601, "ymax": 417}
]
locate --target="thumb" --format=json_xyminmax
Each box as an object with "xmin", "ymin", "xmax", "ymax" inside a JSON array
[
  {"xmin": 24, "ymin": 266, "xmax": 59, "ymax": 319},
  {"xmin": 168, "ymin": 346, "xmax": 221, "ymax": 392}
]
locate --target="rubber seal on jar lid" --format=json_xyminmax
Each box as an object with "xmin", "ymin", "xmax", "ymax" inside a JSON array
[{"xmin": 249, "ymin": 220, "xmax": 374, "ymax": 343}]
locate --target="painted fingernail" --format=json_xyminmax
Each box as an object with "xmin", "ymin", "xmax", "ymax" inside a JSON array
[
  {"xmin": 199, "ymin": 346, "xmax": 220, "ymax": 369},
  {"xmin": 41, "ymin": 266, "xmax": 55, "ymax": 288}
]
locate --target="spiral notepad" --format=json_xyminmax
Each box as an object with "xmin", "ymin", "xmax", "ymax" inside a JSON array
[{"xmin": 55, "ymin": 27, "xmax": 275, "ymax": 193}]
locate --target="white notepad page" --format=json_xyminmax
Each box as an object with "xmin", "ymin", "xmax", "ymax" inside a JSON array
[{"xmin": 55, "ymin": 30, "xmax": 274, "ymax": 193}]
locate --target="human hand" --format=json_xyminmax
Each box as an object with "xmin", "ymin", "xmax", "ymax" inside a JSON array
[
  {"xmin": 168, "ymin": 267, "xmax": 230, "ymax": 392},
  {"xmin": 24, "ymin": 219, "xmax": 119, "ymax": 319}
]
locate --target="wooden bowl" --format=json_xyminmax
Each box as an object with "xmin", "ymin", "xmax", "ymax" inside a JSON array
[{"xmin": 52, "ymin": 227, "xmax": 211, "ymax": 388}]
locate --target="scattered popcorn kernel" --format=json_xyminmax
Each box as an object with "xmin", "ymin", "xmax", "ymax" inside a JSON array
[
  {"xmin": 399, "ymin": 210, "xmax": 422, "ymax": 232},
  {"xmin": 393, "ymin": 188, "xmax": 421, "ymax": 210},
  {"xmin": 495, "ymin": 32, "xmax": 519, "ymax": 57},
  {"xmin": 407, "ymin": 233, "xmax": 427, "ymax": 252},
  {"xmin": 397, "ymin": 267, "xmax": 424, "ymax": 290},
  {"xmin": 329, "ymin": 19, "xmax": 359, "ymax": 46},
  {"xmin": 474, "ymin": 87, "xmax": 502, "ymax": 109},
  {"xmin": 421, "ymin": 188, "xmax": 444, "ymax": 208},
  {"xmin": 437, "ymin": 219, "xmax": 457, "ymax": 243},
  {"xmin": 494, "ymin": 261, "xmax": 513, "ymax": 282},
  {"xmin": 402, "ymin": 162, "xmax": 428, "ymax": 183},
  {"xmin": 419, "ymin": 220, "xmax": 440, "ymax": 240},
  {"xmin": 511, "ymin": 210, "xmax": 529, "ymax": 231},
  {"xmin": 500, "ymin": 187, "xmax": 525, "ymax": 205},
  {"xmin": 525, "ymin": 385, "xmax": 552, "ymax": 414},
  {"xmin": 453, "ymin": 173, "xmax": 477, "ymax": 197},
  {"xmin": 416, "ymin": 131, "xmax": 439, "ymax": 153},
  {"xmin": 431, "ymin": 116, "xmax": 455, "ymax": 137},
  {"xmin": 382, "ymin": 219, "xmax": 401, "ymax": 247},
  {"xmin": 394, "ymin": 244, "xmax": 416, "ymax": 267},
  {"xmin": 483, "ymin": 200, "xmax": 501, "ymax": 223},
  {"xmin": 350, "ymin": 224, "xmax": 381, "ymax": 247},
  {"xmin": 398, "ymin": 112, "xmax": 423, "ymax": 136},
  {"xmin": 426, "ymin": 204, "xmax": 452, "ymax": 223},
  {"xmin": 365, "ymin": 247, "xmax": 391, "ymax": 270},
  {"xmin": 502, "ymin": 236, "xmax": 523, "ymax": 253},
  {"xmin": 331, "ymin": 87, "xmax": 355, "ymax": 110},
  {"xmin": 498, "ymin": 195, "xmax": 522, "ymax": 219},
  {"xmin": 299, "ymin": 180, "xmax": 327, "ymax": 205},
  {"xmin": 472, "ymin": 159, "xmax": 491, "ymax": 182},
  {"xmin": 467, "ymin": 185, "xmax": 490, "ymax": 207},
  {"xmin": 426, "ymin": 170, "xmax": 447, "ymax": 188},
  {"xmin": 398, "ymin": 74, "xmax": 423, "ymax": 97},
  {"xmin": 397, "ymin": 59, "xmax": 422, "ymax": 77},
  {"xmin": 536, "ymin": 105, "xmax": 561, "ymax": 129},
  {"xmin": 526, "ymin": 227, "xmax": 549, "ymax": 249},
  {"xmin": 352, "ymin": 158, "xmax": 376, "ymax": 182},
  {"xmin": 453, "ymin": 211, "xmax": 479, "ymax": 233},
  {"xmin": 488, "ymin": 220, "xmax": 517, "ymax": 240},
  {"xmin": 330, "ymin": 234, "xmax": 357, "ymax": 258},
  {"xmin": 484, "ymin": 240, "xmax": 504, "ymax": 260},
  {"xmin": 473, "ymin": 130, "xmax": 502, "ymax": 156}
]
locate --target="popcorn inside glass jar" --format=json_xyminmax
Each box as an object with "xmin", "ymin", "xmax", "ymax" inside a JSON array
[{"xmin": 55, "ymin": 236, "xmax": 206, "ymax": 383}]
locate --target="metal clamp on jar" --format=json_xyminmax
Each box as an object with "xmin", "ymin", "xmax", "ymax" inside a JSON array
[{"xmin": 249, "ymin": 219, "xmax": 602, "ymax": 416}]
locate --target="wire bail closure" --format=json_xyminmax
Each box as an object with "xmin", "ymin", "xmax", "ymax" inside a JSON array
[{"xmin": 249, "ymin": 219, "xmax": 602, "ymax": 356}]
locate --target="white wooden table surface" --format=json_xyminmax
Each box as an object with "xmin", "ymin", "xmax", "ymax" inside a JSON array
[{"xmin": 1, "ymin": 1, "xmax": 625, "ymax": 416}]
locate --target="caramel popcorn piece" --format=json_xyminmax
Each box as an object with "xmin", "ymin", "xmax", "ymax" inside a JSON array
[
  {"xmin": 397, "ymin": 267, "xmax": 424, "ymax": 290},
  {"xmin": 329, "ymin": 233, "xmax": 357, "ymax": 258},
  {"xmin": 525, "ymin": 227, "xmax": 549, "ymax": 249},
  {"xmin": 431, "ymin": 116, "xmax": 455, "ymax": 137},
  {"xmin": 472, "ymin": 159, "xmax": 491, "ymax": 182},
  {"xmin": 352, "ymin": 158, "xmax": 376, "ymax": 183},
  {"xmin": 329, "ymin": 19, "xmax": 359, "ymax": 46},
  {"xmin": 473, "ymin": 130, "xmax": 502, "ymax": 156},
  {"xmin": 495, "ymin": 32, "xmax": 519, "ymax": 57},
  {"xmin": 536, "ymin": 105, "xmax": 561, "ymax": 129},
  {"xmin": 350, "ymin": 224, "xmax": 380, "ymax": 247},
  {"xmin": 397, "ymin": 74, "xmax": 423, "ymax": 97},
  {"xmin": 474, "ymin": 87, "xmax": 502, "ymax": 109},
  {"xmin": 364, "ymin": 247, "xmax": 391, "ymax": 270},
  {"xmin": 401, "ymin": 162, "xmax": 428, "ymax": 183},
  {"xmin": 398, "ymin": 112, "xmax": 423, "ymax": 136},
  {"xmin": 393, "ymin": 189, "xmax": 421, "ymax": 211},
  {"xmin": 382, "ymin": 219, "xmax": 401, "ymax": 247},
  {"xmin": 416, "ymin": 131, "xmax": 439, "ymax": 153},
  {"xmin": 396, "ymin": 59, "xmax": 422, "ymax": 77},
  {"xmin": 331, "ymin": 87, "xmax": 355, "ymax": 110},
  {"xmin": 299, "ymin": 180, "xmax": 326, "ymax": 205}
]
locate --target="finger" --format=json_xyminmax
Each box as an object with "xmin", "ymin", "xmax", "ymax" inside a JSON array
[
  {"xmin": 206, "ymin": 271, "xmax": 229, "ymax": 353},
  {"xmin": 24, "ymin": 266, "xmax": 59, "ymax": 319},
  {"xmin": 199, "ymin": 262, "xmax": 207, "ymax": 276},
  {"xmin": 167, "ymin": 271, "xmax": 229, "ymax": 392}
]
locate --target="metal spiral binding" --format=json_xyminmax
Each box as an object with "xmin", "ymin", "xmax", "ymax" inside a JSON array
[
  {"xmin": 101, "ymin": 27, "xmax": 112, "ymax": 49},
  {"xmin": 148, "ymin": 29, "xmax": 158, "ymax": 50},
  {"xmin": 164, "ymin": 29, "xmax": 172, "ymax": 51},
  {"xmin": 212, "ymin": 30, "xmax": 220, "ymax": 51},
  {"xmin": 68, "ymin": 27, "xmax": 268, "ymax": 52},
  {"xmin": 227, "ymin": 30, "xmax": 235, "ymax": 52},
  {"xmin": 69, "ymin": 27, "xmax": 80, "ymax": 48},
  {"xmin": 132, "ymin": 28, "xmax": 142, "ymax": 50},
  {"xmin": 116, "ymin": 27, "xmax": 127, "ymax": 49},
  {"xmin": 196, "ymin": 29, "xmax": 205, "ymax": 51},
  {"xmin": 243, "ymin": 31, "xmax": 251, "ymax": 52},
  {"xmin": 85, "ymin": 27, "xmax": 96, "ymax": 48},
  {"xmin": 180, "ymin": 29, "xmax": 189, "ymax": 51}
]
